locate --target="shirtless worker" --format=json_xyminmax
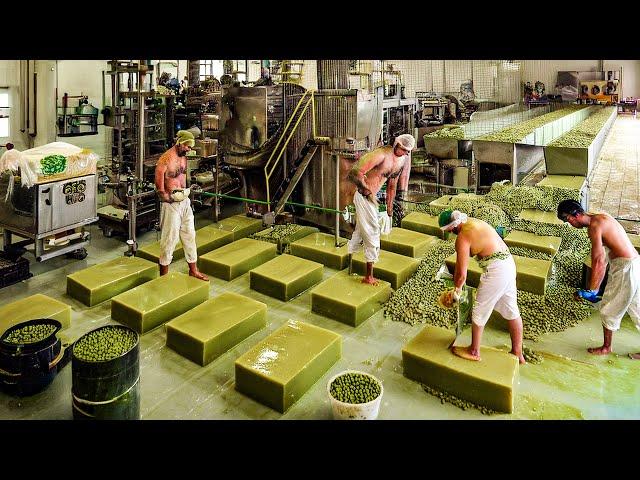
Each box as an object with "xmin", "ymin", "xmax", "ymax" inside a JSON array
[
  {"xmin": 347, "ymin": 134, "xmax": 415, "ymax": 285},
  {"xmin": 439, "ymin": 209, "xmax": 526, "ymax": 364},
  {"xmin": 154, "ymin": 130, "xmax": 208, "ymax": 281},
  {"xmin": 557, "ymin": 200, "xmax": 640, "ymax": 359}
]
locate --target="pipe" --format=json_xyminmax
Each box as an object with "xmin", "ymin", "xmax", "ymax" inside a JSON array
[
  {"xmin": 335, "ymin": 152, "xmax": 340, "ymax": 246},
  {"xmin": 137, "ymin": 61, "xmax": 145, "ymax": 181},
  {"xmin": 195, "ymin": 190, "xmax": 343, "ymax": 214}
]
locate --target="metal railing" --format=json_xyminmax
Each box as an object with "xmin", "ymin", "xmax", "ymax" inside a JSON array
[{"xmin": 263, "ymin": 88, "xmax": 316, "ymax": 210}]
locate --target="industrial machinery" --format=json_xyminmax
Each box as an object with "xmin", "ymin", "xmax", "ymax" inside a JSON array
[
  {"xmin": 0, "ymin": 143, "xmax": 97, "ymax": 262},
  {"xmin": 216, "ymin": 60, "xmax": 385, "ymax": 235},
  {"xmin": 97, "ymin": 60, "xmax": 173, "ymax": 252},
  {"xmin": 56, "ymin": 93, "xmax": 99, "ymax": 137},
  {"xmin": 524, "ymin": 81, "xmax": 550, "ymax": 107},
  {"xmin": 415, "ymin": 92, "xmax": 449, "ymax": 126}
]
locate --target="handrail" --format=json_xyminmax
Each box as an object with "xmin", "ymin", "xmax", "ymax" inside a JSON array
[{"xmin": 263, "ymin": 89, "xmax": 316, "ymax": 210}]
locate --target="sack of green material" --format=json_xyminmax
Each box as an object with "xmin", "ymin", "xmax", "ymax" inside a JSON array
[{"xmin": 40, "ymin": 155, "xmax": 67, "ymax": 176}]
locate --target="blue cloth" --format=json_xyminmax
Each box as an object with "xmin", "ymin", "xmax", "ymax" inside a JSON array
[{"xmin": 576, "ymin": 289, "xmax": 600, "ymax": 303}]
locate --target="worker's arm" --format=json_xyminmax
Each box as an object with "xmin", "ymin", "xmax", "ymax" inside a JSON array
[
  {"xmin": 453, "ymin": 233, "xmax": 470, "ymax": 294},
  {"xmin": 347, "ymin": 152, "xmax": 384, "ymax": 197},
  {"xmin": 386, "ymin": 176, "xmax": 398, "ymax": 217},
  {"xmin": 587, "ymin": 222, "xmax": 607, "ymax": 292},
  {"xmin": 397, "ymin": 154, "xmax": 411, "ymax": 196},
  {"xmin": 154, "ymin": 161, "xmax": 173, "ymax": 203}
]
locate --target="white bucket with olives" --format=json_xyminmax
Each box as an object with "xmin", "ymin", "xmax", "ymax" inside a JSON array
[{"xmin": 327, "ymin": 370, "xmax": 383, "ymax": 420}]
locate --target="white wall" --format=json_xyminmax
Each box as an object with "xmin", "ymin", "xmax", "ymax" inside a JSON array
[{"xmin": 0, "ymin": 60, "xmax": 25, "ymax": 149}]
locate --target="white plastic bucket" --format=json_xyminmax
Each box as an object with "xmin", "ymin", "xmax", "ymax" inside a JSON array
[{"xmin": 327, "ymin": 370, "xmax": 383, "ymax": 420}]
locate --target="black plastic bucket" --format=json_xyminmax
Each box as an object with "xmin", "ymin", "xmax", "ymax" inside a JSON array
[
  {"xmin": 71, "ymin": 325, "xmax": 140, "ymax": 420},
  {"xmin": 0, "ymin": 319, "xmax": 66, "ymax": 396}
]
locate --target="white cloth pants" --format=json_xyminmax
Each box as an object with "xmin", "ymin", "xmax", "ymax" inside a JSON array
[
  {"xmin": 599, "ymin": 256, "xmax": 640, "ymax": 331},
  {"xmin": 472, "ymin": 255, "xmax": 520, "ymax": 326},
  {"xmin": 159, "ymin": 198, "xmax": 197, "ymax": 266},
  {"xmin": 348, "ymin": 191, "xmax": 381, "ymax": 263}
]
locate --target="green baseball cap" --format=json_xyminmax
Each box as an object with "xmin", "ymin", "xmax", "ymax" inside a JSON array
[
  {"xmin": 438, "ymin": 209, "xmax": 454, "ymax": 229},
  {"xmin": 176, "ymin": 130, "xmax": 195, "ymax": 147}
]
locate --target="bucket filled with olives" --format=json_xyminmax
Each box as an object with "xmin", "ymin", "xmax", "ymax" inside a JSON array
[{"xmin": 327, "ymin": 370, "xmax": 384, "ymax": 420}]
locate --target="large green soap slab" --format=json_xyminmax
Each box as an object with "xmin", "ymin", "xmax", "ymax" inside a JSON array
[
  {"xmin": 536, "ymin": 175, "xmax": 586, "ymax": 191},
  {"xmin": 0, "ymin": 294, "xmax": 71, "ymax": 336},
  {"xmin": 166, "ymin": 292, "xmax": 267, "ymax": 366},
  {"xmin": 504, "ymin": 230, "xmax": 562, "ymax": 256},
  {"xmin": 136, "ymin": 226, "xmax": 235, "ymax": 263},
  {"xmin": 66, "ymin": 256, "xmax": 158, "ymax": 307},
  {"xmin": 197, "ymin": 238, "xmax": 277, "ymax": 280},
  {"xmin": 629, "ymin": 233, "xmax": 640, "ymax": 254},
  {"xmin": 380, "ymin": 228, "xmax": 439, "ymax": 258},
  {"xmin": 218, "ymin": 214, "xmax": 264, "ymax": 241},
  {"xmin": 401, "ymin": 211, "xmax": 449, "ymax": 240},
  {"xmin": 311, "ymin": 271, "xmax": 392, "ymax": 326},
  {"xmin": 250, "ymin": 254, "xmax": 323, "ymax": 301},
  {"xmin": 235, "ymin": 320, "xmax": 341, "ymax": 413},
  {"xmin": 517, "ymin": 209, "xmax": 565, "ymax": 226},
  {"xmin": 252, "ymin": 225, "xmax": 319, "ymax": 254},
  {"xmin": 137, "ymin": 240, "xmax": 183, "ymax": 264},
  {"xmin": 402, "ymin": 325, "xmax": 519, "ymax": 413},
  {"xmin": 350, "ymin": 250, "xmax": 419, "ymax": 290},
  {"xmin": 445, "ymin": 253, "xmax": 551, "ymax": 294},
  {"xmin": 111, "ymin": 272, "xmax": 209, "ymax": 334},
  {"xmin": 429, "ymin": 195, "xmax": 453, "ymax": 212},
  {"xmin": 289, "ymin": 232, "xmax": 350, "ymax": 270}
]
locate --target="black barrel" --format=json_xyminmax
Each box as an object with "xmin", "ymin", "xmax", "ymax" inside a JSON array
[
  {"xmin": 0, "ymin": 319, "xmax": 64, "ymax": 396},
  {"xmin": 71, "ymin": 325, "xmax": 140, "ymax": 420}
]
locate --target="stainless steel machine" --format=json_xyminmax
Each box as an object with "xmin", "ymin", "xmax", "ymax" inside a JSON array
[{"xmin": 0, "ymin": 173, "xmax": 96, "ymax": 261}]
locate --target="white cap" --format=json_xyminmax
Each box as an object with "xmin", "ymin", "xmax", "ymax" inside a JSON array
[{"xmin": 393, "ymin": 134, "xmax": 415, "ymax": 152}]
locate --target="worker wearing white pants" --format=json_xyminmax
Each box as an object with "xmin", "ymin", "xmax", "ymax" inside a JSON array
[
  {"xmin": 598, "ymin": 256, "xmax": 640, "ymax": 333},
  {"xmin": 347, "ymin": 191, "xmax": 381, "ymax": 264},
  {"xmin": 471, "ymin": 255, "xmax": 520, "ymax": 327},
  {"xmin": 159, "ymin": 197, "xmax": 198, "ymax": 267}
]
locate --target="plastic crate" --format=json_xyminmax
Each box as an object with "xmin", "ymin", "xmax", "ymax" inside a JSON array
[{"xmin": 0, "ymin": 254, "xmax": 32, "ymax": 288}]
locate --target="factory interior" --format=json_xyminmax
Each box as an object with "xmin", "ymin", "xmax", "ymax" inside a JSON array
[{"xmin": 1, "ymin": 59, "xmax": 639, "ymax": 421}]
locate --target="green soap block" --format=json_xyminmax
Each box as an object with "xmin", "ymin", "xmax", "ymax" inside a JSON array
[
  {"xmin": 137, "ymin": 240, "xmax": 183, "ymax": 264},
  {"xmin": 517, "ymin": 209, "xmax": 565, "ymax": 225},
  {"xmin": 445, "ymin": 253, "xmax": 551, "ymax": 294},
  {"xmin": 536, "ymin": 175, "xmax": 586, "ymax": 191},
  {"xmin": 166, "ymin": 292, "xmax": 267, "ymax": 366},
  {"xmin": 218, "ymin": 214, "xmax": 264, "ymax": 241},
  {"xmin": 504, "ymin": 230, "xmax": 562, "ymax": 256},
  {"xmin": 252, "ymin": 226, "xmax": 319, "ymax": 253},
  {"xmin": 235, "ymin": 320, "xmax": 341, "ymax": 413},
  {"xmin": 401, "ymin": 211, "xmax": 449, "ymax": 240},
  {"xmin": 380, "ymin": 228, "xmax": 439, "ymax": 258},
  {"xmin": 111, "ymin": 272, "xmax": 209, "ymax": 334},
  {"xmin": 289, "ymin": 232, "xmax": 350, "ymax": 270},
  {"xmin": 197, "ymin": 238, "xmax": 277, "ymax": 280},
  {"xmin": 311, "ymin": 270, "xmax": 392, "ymax": 326},
  {"xmin": 66, "ymin": 256, "xmax": 158, "ymax": 307},
  {"xmin": 193, "ymin": 225, "xmax": 234, "ymax": 255},
  {"xmin": 135, "ymin": 226, "xmax": 234, "ymax": 264},
  {"xmin": 250, "ymin": 254, "xmax": 323, "ymax": 301},
  {"xmin": 512, "ymin": 255, "xmax": 552, "ymax": 295},
  {"xmin": 0, "ymin": 294, "xmax": 71, "ymax": 336},
  {"xmin": 429, "ymin": 195, "xmax": 453, "ymax": 212},
  {"xmin": 628, "ymin": 233, "xmax": 640, "ymax": 254},
  {"xmin": 350, "ymin": 250, "xmax": 419, "ymax": 290},
  {"xmin": 402, "ymin": 325, "xmax": 519, "ymax": 413}
]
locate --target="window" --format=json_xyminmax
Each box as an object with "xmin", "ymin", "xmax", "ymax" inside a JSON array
[
  {"xmin": 199, "ymin": 60, "xmax": 224, "ymax": 81},
  {"xmin": 0, "ymin": 88, "xmax": 9, "ymax": 138}
]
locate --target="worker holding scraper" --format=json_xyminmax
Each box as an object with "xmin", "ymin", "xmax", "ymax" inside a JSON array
[
  {"xmin": 154, "ymin": 130, "xmax": 208, "ymax": 281},
  {"xmin": 439, "ymin": 210, "xmax": 526, "ymax": 364},
  {"xmin": 346, "ymin": 134, "xmax": 415, "ymax": 285}
]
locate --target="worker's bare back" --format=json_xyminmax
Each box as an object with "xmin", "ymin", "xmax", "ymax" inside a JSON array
[
  {"xmin": 349, "ymin": 146, "xmax": 406, "ymax": 195},
  {"xmin": 589, "ymin": 213, "xmax": 638, "ymax": 260},
  {"xmin": 458, "ymin": 218, "xmax": 507, "ymax": 258},
  {"xmin": 155, "ymin": 147, "xmax": 187, "ymax": 201}
]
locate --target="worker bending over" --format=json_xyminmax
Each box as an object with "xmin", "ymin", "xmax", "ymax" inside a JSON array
[
  {"xmin": 154, "ymin": 130, "xmax": 208, "ymax": 281},
  {"xmin": 558, "ymin": 200, "xmax": 640, "ymax": 359},
  {"xmin": 440, "ymin": 209, "xmax": 525, "ymax": 364},
  {"xmin": 347, "ymin": 134, "xmax": 415, "ymax": 285}
]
